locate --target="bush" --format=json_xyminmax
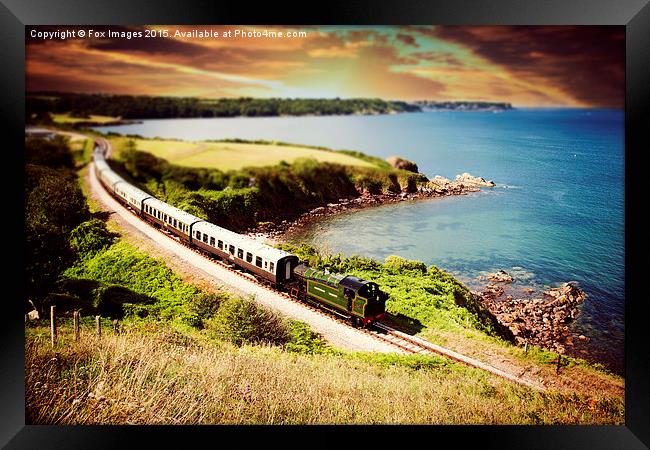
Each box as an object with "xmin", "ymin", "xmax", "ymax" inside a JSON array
[
  {"xmin": 205, "ymin": 296, "xmax": 290, "ymax": 346},
  {"xmin": 284, "ymin": 321, "xmax": 331, "ymax": 354},
  {"xmin": 383, "ymin": 255, "xmax": 427, "ymax": 274},
  {"xmin": 186, "ymin": 293, "xmax": 230, "ymax": 328},
  {"xmin": 69, "ymin": 218, "xmax": 115, "ymax": 257}
]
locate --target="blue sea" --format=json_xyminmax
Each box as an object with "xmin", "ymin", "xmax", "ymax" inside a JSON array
[{"xmin": 97, "ymin": 108, "xmax": 625, "ymax": 373}]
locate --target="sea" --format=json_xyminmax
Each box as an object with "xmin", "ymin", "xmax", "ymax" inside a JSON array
[{"xmin": 96, "ymin": 108, "xmax": 625, "ymax": 374}]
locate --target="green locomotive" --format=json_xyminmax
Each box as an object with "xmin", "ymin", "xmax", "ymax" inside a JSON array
[{"xmin": 290, "ymin": 264, "xmax": 388, "ymax": 327}]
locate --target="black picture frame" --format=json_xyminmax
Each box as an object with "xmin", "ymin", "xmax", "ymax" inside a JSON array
[{"xmin": 4, "ymin": 0, "xmax": 647, "ymax": 447}]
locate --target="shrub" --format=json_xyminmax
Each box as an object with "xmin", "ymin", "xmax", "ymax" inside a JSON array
[
  {"xmin": 383, "ymin": 255, "xmax": 427, "ymax": 274},
  {"xmin": 284, "ymin": 321, "xmax": 331, "ymax": 354},
  {"xmin": 186, "ymin": 293, "xmax": 230, "ymax": 328},
  {"xmin": 205, "ymin": 296, "xmax": 290, "ymax": 346},
  {"xmin": 69, "ymin": 218, "xmax": 115, "ymax": 257}
]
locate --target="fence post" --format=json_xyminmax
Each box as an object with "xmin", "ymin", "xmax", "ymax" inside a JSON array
[
  {"xmin": 95, "ymin": 315, "xmax": 101, "ymax": 338},
  {"xmin": 73, "ymin": 311, "xmax": 80, "ymax": 342},
  {"xmin": 556, "ymin": 354, "xmax": 562, "ymax": 374},
  {"xmin": 113, "ymin": 319, "xmax": 120, "ymax": 336},
  {"xmin": 524, "ymin": 339, "xmax": 528, "ymax": 354},
  {"xmin": 50, "ymin": 306, "xmax": 57, "ymax": 348}
]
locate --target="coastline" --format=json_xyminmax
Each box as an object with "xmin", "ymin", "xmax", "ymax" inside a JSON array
[
  {"xmin": 249, "ymin": 180, "xmax": 611, "ymax": 373},
  {"xmin": 248, "ymin": 181, "xmax": 484, "ymax": 242}
]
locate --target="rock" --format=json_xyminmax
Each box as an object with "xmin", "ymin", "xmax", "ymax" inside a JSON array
[
  {"xmin": 578, "ymin": 334, "xmax": 588, "ymax": 341},
  {"xmin": 455, "ymin": 172, "xmax": 496, "ymax": 187},
  {"xmin": 543, "ymin": 282, "xmax": 587, "ymax": 305},
  {"xmin": 386, "ymin": 156, "xmax": 419, "ymax": 173},
  {"xmin": 430, "ymin": 176, "xmax": 451, "ymax": 188},
  {"xmin": 487, "ymin": 270, "xmax": 514, "ymax": 283}
]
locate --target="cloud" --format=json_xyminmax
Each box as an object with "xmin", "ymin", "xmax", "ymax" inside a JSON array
[
  {"xmin": 430, "ymin": 26, "xmax": 624, "ymax": 107},
  {"xmin": 396, "ymin": 33, "xmax": 419, "ymax": 48},
  {"xmin": 409, "ymin": 52, "xmax": 465, "ymax": 67},
  {"xmin": 25, "ymin": 25, "xmax": 624, "ymax": 107}
]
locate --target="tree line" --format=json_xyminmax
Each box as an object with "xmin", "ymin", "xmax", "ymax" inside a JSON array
[{"xmin": 27, "ymin": 92, "xmax": 421, "ymax": 120}]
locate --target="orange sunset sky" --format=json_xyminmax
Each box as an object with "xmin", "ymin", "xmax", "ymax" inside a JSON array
[{"xmin": 26, "ymin": 25, "xmax": 625, "ymax": 108}]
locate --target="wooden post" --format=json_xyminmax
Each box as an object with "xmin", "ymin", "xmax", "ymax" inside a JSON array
[
  {"xmin": 524, "ymin": 339, "xmax": 528, "ymax": 354},
  {"xmin": 95, "ymin": 315, "xmax": 101, "ymax": 338},
  {"xmin": 73, "ymin": 311, "xmax": 80, "ymax": 342},
  {"xmin": 556, "ymin": 354, "xmax": 562, "ymax": 374},
  {"xmin": 113, "ymin": 319, "xmax": 120, "ymax": 336},
  {"xmin": 50, "ymin": 306, "xmax": 57, "ymax": 348}
]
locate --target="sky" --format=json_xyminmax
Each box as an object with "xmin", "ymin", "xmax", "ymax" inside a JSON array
[{"xmin": 26, "ymin": 25, "xmax": 625, "ymax": 108}]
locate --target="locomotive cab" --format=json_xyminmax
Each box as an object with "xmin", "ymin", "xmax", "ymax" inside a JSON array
[
  {"xmin": 339, "ymin": 276, "xmax": 387, "ymax": 324},
  {"xmin": 356, "ymin": 281, "xmax": 387, "ymax": 320}
]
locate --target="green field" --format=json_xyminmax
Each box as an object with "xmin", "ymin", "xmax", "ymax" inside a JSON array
[
  {"xmin": 52, "ymin": 113, "xmax": 120, "ymax": 124},
  {"xmin": 112, "ymin": 137, "xmax": 377, "ymax": 171}
]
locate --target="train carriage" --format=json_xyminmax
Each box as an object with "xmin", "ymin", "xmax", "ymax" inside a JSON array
[
  {"xmin": 141, "ymin": 197, "xmax": 203, "ymax": 242},
  {"xmin": 192, "ymin": 221, "xmax": 299, "ymax": 286},
  {"xmin": 113, "ymin": 181, "xmax": 152, "ymax": 214},
  {"xmin": 96, "ymin": 164, "xmax": 125, "ymax": 193}
]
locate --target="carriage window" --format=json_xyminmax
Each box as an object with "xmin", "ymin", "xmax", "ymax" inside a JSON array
[
  {"xmin": 195, "ymin": 231, "xmax": 200, "ymax": 239},
  {"xmin": 229, "ymin": 245, "xmax": 235, "ymax": 254},
  {"xmin": 217, "ymin": 240, "xmax": 223, "ymax": 250},
  {"xmin": 210, "ymin": 237, "xmax": 215, "ymax": 246},
  {"xmin": 203, "ymin": 233, "xmax": 208, "ymax": 243},
  {"xmin": 173, "ymin": 219, "xmax": 177, "ymax": 228},
  {"xmin": 255, "ymin": 257, "xmax": 262, "ymax": 268},
  {"xmin": 237, "ymin": 249, "xmax": 243, "ymax": 259},
  {"xmin": 264, "ymin": 261, "xmax": 268, "ymax": 269},
  {"xmin": 269, "ymin": 262, "xmax": 275, "ymax": 272},
  {"xmin": 246, "ymin": 252, "xmax": 253, "ymax": 263}
]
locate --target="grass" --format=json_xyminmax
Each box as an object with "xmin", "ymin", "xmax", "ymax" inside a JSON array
[
  {"xmin": 109, "ymin": 136, "xmax": 377, "ymax": 171},
  {"xmin": 52, "ymin": 113, "xmax": 120, "ymax": 124},
  {"xmin": 25, "ymin": 326, "xmax": 624, "ymax": 425}
]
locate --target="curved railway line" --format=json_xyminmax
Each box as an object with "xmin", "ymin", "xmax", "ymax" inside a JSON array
[{"xmin": 89, "ymin": 135, "xmax": 546, "ymax": 391}]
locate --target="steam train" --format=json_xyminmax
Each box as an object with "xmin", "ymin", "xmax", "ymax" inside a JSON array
[{"xmin": 92, "ymin": 139, "xmax": 387, "ymax": 327}]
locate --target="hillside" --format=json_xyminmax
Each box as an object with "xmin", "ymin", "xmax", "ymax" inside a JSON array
[{"xmin": 23, "ymin": 133, "xmax": 624, "ymax": 425}]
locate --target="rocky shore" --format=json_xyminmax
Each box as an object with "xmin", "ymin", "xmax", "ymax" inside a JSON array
[
  {"xmin": 473, "ymin": 270, "xmax": 588, "ymax": 355},
  {"xmin": 248, "ymin": 172, "xmax": 495, "ymax": 239}
]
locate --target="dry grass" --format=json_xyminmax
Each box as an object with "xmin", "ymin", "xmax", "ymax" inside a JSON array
[
  {"xmin": 109, "ymin": 136, "xmax": 376, "ymax": 170},
  {"xmin": 421, "ymin": 328, "xmax": 625, "ymax": 398},
  {"xmin": 52, "ymin": 113, "xmax": 120, "ymax": 124},
  {"xmin": 26, "ymin": 327, "xmax": 624, "ymax": 425}
]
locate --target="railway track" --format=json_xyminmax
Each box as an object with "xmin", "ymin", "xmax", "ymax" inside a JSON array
[{"xmin": 91, "ymin": 136, "xmax": 546, "ymax": 391}]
